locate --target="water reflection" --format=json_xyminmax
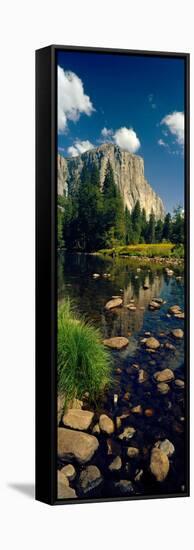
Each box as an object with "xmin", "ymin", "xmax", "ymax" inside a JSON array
[{"xmin": 58, "ymin": 252, "xmax": 184, "ymax": 343}]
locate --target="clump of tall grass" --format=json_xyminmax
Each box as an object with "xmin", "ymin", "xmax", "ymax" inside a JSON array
[{"xmin": 58, "ymin": 299, "xmax": 112, "ymax": 406}]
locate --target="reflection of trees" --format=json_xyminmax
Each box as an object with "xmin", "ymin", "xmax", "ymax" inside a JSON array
[{"xmin": 58, "ymin": 253, "xmax": 165, "ymax": 337}]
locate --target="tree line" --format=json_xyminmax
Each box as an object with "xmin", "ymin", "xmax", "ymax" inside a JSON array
[{"xmin": 58, "ymin": 161, "xmax": 184, "ymax": 251}]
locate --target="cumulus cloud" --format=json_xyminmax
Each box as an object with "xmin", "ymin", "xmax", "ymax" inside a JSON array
[
  {"xmin": 67, "ymin": 140, "xmax": 94, "ymax": 157},
  {"xmin": 58, "ymin": 66, "xmax": 94, "ymax": 132},
  {"xmin": 114, "ymin": 127, "xmax": 140, "ymax": 153},
  {"xmin": 101, "ymin": 127, "xmax": 113, "ymax": 138},
  {"xmin": 161, "ymin": 111, "xmax": 184, "ymax": 145}
]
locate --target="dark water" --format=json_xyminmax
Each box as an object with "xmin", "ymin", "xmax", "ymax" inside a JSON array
[{"xmin": 58, "ymin": 252, "xmax": 186, "ymax": 498}]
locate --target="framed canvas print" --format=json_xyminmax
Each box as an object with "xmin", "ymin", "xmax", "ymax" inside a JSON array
[{"xmin": 36, "ymin": 45, "xmax": 190, "ymax": 505}]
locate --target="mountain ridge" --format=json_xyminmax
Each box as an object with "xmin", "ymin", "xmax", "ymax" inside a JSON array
[{"xmin": 58, "ymin": 143, "xmax": 165, "ymax": 220}]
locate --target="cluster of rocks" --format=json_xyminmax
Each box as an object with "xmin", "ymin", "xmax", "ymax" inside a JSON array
[
  {"xmin": 57, "ymin": 377, "xmax": 183, "ymax": 498},
  {"xmin": 57, "ymin": 280, "xmax": 185, "ymax": 500}
]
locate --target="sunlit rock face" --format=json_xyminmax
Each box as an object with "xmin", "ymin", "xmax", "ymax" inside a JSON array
[{"xmin": 58, "ymin": 143, "xmax": 165, "ymax": 220}]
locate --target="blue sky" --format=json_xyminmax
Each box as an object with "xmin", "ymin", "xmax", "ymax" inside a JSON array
[{"xmin": 57, "ymin": 50, "xmax": 185, "ymax": 213}]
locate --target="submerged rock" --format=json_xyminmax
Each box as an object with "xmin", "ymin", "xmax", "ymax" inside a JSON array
[
  {"xmin": 79, "ymin": 465, "xmax": 102, "ymax": 494},
  {"xmin": 114, "ymin": 479, "xmax": 134, "ymax": 495},
  {"xmin": 144, "ymin": 408, "xmax": 154, "ymax": 417},
  {"xmin": 149, "ymin": 301, "xmax": 161, "ymax": 310},
  {"xmin": 131, "ymin": 404, "xmax": 143, "ymax": 414},
  {"xmin": 118, "ymin": 426, "xmax": 136, "ymax": 440},
  {"xmin": 58, "ymin": 428, "xmax": 99, "ymax": 464},
  {"xmin": 62, "ymin": 409, "xmax": 94, "ymax": 431},
  {"xmin": 171, "ymin": 328, "xmax": 184, "ymax": 339},
  {"xmin": 145, "ymin": 337, "xmax": 160, "ymax": 350},
  {"xmin": 154, "ymin": 369, "xmax": 175, "ymax": 383},
  {"xmin": 157, "ymin": 382, "xmax": 170, "ymax": 394},
  {"xmin": 168, "ymin": 305, "xmax": 182, "ymax": 315},
  {"xmin": 165, "ymin": 342, "xmax": 176, "ymax": 351},
  {"xmin": 109, "ymin": 455, "xmax": 122, "ymax": 471},
  {"xmin": 174, "ymin": 379, "xmax": 185, "ymax": 389},
  {"xmin": 105, "ymin": 298, "xmax": 123, "ymax": 310},
  {"xmin": 150, "ymin": 448, "xmax": 170, "ymax": 482},
  {"xmin": 138, "ymin": 369, "xmax": 148, "ymax": 383},
  {"xmin": 99, "ymin": 414, "xmax": 114, "ymax": 435},
  {"xmin": 126, "ymin": 304, "xmax": 137, "ymax": 311},
  {"xmin": 127, "ymin": 447, "xmax": 139, "ymax": 458},
  {"xmin": 103, "ymin": 336, "xmax": 129, "ymax": 349},
  {"xmin": 155, "ymin": 439, "xmax": 175, "ymax": 457}
]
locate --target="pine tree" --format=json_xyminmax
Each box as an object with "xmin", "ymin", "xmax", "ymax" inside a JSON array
[
  {"xmin": 163, "ymin": 213, "xmax": 172, "ymax": 241},
  {"xmin": 102, "ymin": 161, "xmax": 125, "ymax": 247},
  {"xmin": 57, "ymin": 207, "xmax": 65, "ymax": 248},
  {"xmin": 171, "ymin": 206, "xmax": 184, "ymax": 244},
  {"xmin": 140, "ymin": 207, "xmax": 147, "ymax": 242},
  {"xmin": 147, "ymin": 210, "xmax": 156, "ymax": 243},
  {"xmin": 131, "ymin": 201, "xmax": 142, "ymax": 243},
  {"xmin": 125, "ymin": 208, "xmax": 133, "ymax": 244},
  {"xmin": 155, "ymin": 219, "xmax": 164, "ymax": 243}
]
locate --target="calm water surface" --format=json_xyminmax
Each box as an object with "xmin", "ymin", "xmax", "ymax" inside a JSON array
[{"xmin": 58, "ymin": 252, "xmax": 186, "ymax": 497}]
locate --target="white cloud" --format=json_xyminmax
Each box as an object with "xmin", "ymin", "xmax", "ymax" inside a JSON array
[
  {"xmin": 67, "ymin": 140, "xmax": 94, "ymax": 157},
  {"xmin": 58, "ymin": 66, "xmax": 95, "ymax": 132},
  {"xmin": 101, "ymin": 127, "xmax": 113, "ymax": 138},
  {"xmin": 158, "ymin": 138, "xmax": 168, "ymax": 147},
  {"xmin": 114, "ymin": 127, "xmax": 140, "ymax": 153},
  {"xmin": 161, "ymin": 111, "xmax": 184, "ymax": 145}
]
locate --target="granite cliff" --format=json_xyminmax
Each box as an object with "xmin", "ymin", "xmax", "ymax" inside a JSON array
[{"xmin": 58, "ymin": 143, "xmax": 165, "ymax": 220}]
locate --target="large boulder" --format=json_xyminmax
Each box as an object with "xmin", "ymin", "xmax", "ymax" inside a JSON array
[
  {"xmin": 150, "ymin": 448, "xmax": 170, "ymax": 482},
  {"xmin": 99, "ymin": 414, "xmax": 114, "ymax": 435},
  {"xmin": 58, "ymin": 428, "xmax": 99, "ymax": 464},
  {"xmin": 60, "ymin": 464, "xmax": 76, "ymax": 481},
  {"xmin": 105, "ymin": 298, "xmax": 123, "ymax": 310},
  {"xmin": 62, "ymin": 409, "xmax": 94, "ymax": 431},
  {"xmin": 103, "ymin": 337, "xmax": 129, "ymax": 349},
  {"xmin": 155, "ymin": 439, "xmax": 175, "ymax": 457},
  {"xmin": 79, "ymin": 465, "xmax": 102, "ymax": 494},
  {"xmin": 57, "ymin": 471, "xmax": 77, "ymax": 499}
]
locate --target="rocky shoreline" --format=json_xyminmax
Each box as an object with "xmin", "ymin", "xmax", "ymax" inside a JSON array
[{"xmin": 57, "ymin": 277, "xmax": 185, "ymax": 500}]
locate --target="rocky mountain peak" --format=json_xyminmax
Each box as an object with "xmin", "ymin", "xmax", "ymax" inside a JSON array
[{"xmin": 58, "ymin": 144, "xmax": 165, "ymax": 220}]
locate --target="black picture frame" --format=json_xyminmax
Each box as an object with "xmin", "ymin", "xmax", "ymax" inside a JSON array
[{"xmin": 36, "ymin": 45, "xmax": 190, "ymax": 505}]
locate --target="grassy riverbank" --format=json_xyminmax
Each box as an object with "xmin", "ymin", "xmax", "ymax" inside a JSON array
[
  {"xmin": 97, "ymin": 243, "xmax": 184, "ymax": 259},
  {"xmin": 58, "ymin": 300, "xmax": 112, "ymax": 406}
]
